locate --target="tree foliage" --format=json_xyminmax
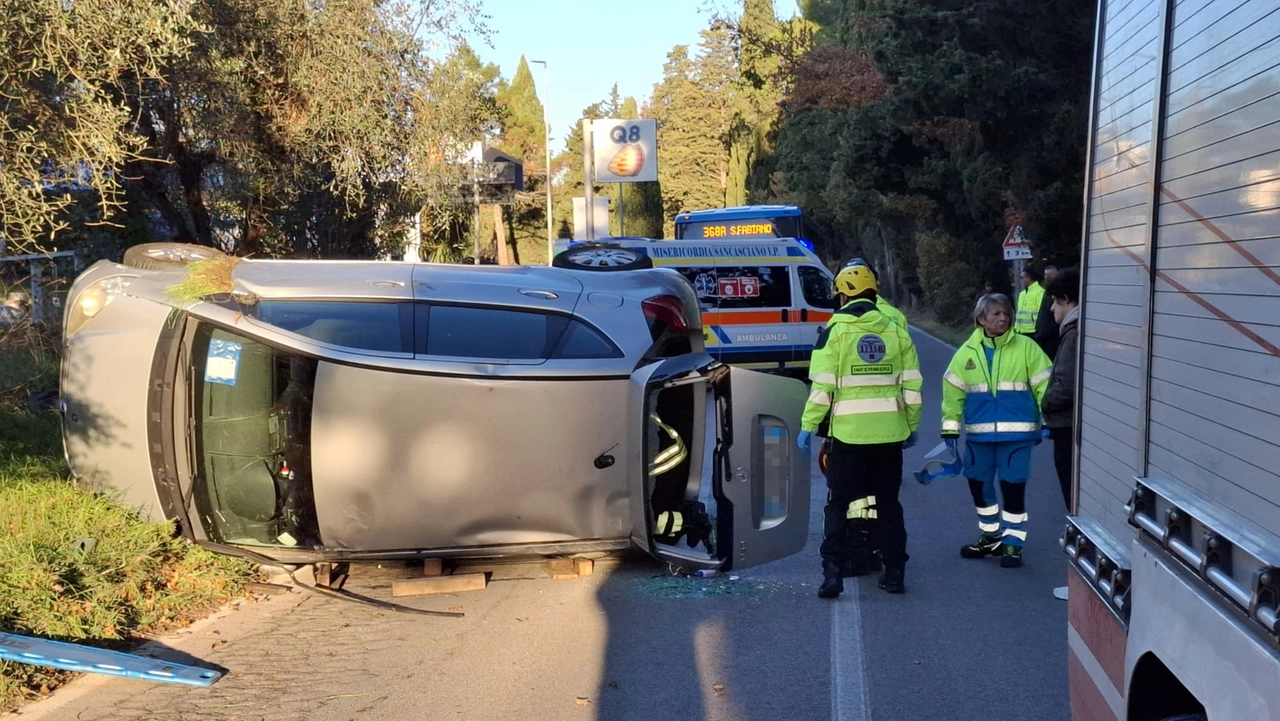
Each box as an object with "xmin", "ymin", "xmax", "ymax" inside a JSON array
[
  {"xmin": 769, "ymin": 0, "xmax": 1094, "ymax": 312},
  {"xmin": 649, "ymin": 32, "xmax": 738, "ymax": 235},
  {"xmin": 496, "ymin": 57, "xmax": 546, "ymax": 174},
  {"xmin": 1, "ymin": 0, "xmax": 193, "ymax": 253},
  {"xmin": 647, "ymin": 2, "xmax": 797, "ymax": 234},
  {"xmin": 618, "ymin": 96, "xmax": 664, "ymax": 238},
  {"xmin": 3, "ymin": 0, "xmax": 493, "ymax": 259}
]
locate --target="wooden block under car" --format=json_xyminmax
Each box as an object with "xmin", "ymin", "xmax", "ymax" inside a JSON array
[
  {"xmin": 573, "ymin": 558, "xmax": 595, "ymax": 576},
  {"xmin": 422, "ymin": 558, "xmax": 444, "ymax": 577},
  {"xmin": 391, "ymin": 573, "xmax": 487, "ymax": 597},
  {"xmin": 545, "ymin": 558, "xmax": 578, "ymax": 580}
]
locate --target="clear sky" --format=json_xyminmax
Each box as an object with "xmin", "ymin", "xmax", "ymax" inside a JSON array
[{"xmin": 470, "ymin": 0, "xmax": 801, "ymax": 154}]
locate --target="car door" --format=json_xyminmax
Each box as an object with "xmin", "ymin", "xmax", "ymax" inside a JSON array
[{"xmin": 628, "ymin": 354, "xmax": 810, "ymax": 571}]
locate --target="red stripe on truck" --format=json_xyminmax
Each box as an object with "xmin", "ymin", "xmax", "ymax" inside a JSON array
[
  {"xmin": 1067, "ymin": 570, "xmax": 1126, "ymax": 694},
  {"xmin": 1069, "ymin": 649, "xmax": 1122, "ymax": 721}
]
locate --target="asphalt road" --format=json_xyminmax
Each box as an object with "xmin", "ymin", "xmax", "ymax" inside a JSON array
[{"xmin": 23, "ymin": 328, "xmax": 1070, "ymax": 721}]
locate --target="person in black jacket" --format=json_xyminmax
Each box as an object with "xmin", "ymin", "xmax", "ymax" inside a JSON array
[
  {"xmin": 1041, "ymin": 267, "xmax": 1080, "ymax": 511},
  {"xmin": 1032, "ymin": 265, "xmax": 1061, "ymax": 358}
]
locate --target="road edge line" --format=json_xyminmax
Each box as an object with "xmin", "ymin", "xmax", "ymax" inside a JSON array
[{"xmin": 909, "ymin": 326, "xmax": 958, "ymax": 350}]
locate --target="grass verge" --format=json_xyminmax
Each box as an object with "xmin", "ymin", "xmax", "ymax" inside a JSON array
[
  {"xmin": 1, "ymin": 321, "xmax": 254, "ymax": 712},
  {"xmin": 904, "ymin": 308, "xmax": 971, "ymax": 348}
]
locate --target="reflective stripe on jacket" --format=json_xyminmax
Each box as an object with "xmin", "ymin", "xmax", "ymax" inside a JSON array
[
  {"xmin": 1015, "ymin": 282, "xmax": 1044, "ymax": 334},
  {"xmin": 876, "ymin": 297, "xmax": 909, "ymax": 330},
  {"xmin": 941, "ymin": 327, "xmax": 1052, "ymax": 443},
  {"xmin": 802, "ymin": 299, "xmax": 922, "ymax": 444}
]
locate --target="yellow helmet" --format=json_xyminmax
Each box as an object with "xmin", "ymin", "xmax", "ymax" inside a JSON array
[{"xmin": 833, "ymin": 264, "xmax": 878, "ymax": 297}]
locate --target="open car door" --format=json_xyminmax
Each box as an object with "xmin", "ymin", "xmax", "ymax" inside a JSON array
[{"xmin": 628, "ymin": 354, "xmax": 810, "ymax": 572}]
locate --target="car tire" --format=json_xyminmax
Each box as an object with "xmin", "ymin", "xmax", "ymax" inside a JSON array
[
  {"xmin": 552, "ymin": 243, "xmax": 652, "ymax": 271},
  {"xmin": 122, "ymin": 243, "xmax": 229, "ymax": 270}
]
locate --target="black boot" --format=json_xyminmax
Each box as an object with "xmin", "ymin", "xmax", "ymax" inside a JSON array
[
  {"xmin": 877, "ymin": 564, "xmax": 905, "ymax": 594},
  {"xmin": 818, "ymin": 560, "xmax": 844, "ymax": 599},
  {"xmin": 959, "ymin": 532, "xmax": 1003, "ymax": 559},
  {"xmin": 842, "ymin": 548, "xmax": 883, "ymax": 577}
]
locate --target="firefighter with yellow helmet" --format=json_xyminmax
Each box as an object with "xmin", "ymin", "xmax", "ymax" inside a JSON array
[
  {"xmin": 798, "ymin": 263, "xmax": 923, "ymax": 597},
  {"xmin": 843, "ymin": 258, "xmax": 908, "ymax": 330}
]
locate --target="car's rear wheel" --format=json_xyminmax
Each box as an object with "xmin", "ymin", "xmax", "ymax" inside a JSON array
[
  {"xmin": 122, "ymin": 243, "xmax": 229, "ymax": 270},
  {"xmin": 552, "ymin": 243, "xmax": 652, "ymax": 271}
]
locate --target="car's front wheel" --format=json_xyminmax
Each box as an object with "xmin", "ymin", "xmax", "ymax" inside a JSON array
[
  {"xmin": 552, "ymin": 243, "xmax": 652, "ymax": 271},
  {"xmin": 122, "ymin": 242, "xmax": 229, "ymax": 270}
]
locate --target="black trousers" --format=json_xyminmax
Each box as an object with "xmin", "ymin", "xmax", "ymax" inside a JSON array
[
  {"xmin": 1049, "ymin": 426, "xmax": 1074, "ymax": 511},
  {"xmin": 820, "ymin": 439, "xmax": 908, "ymax": 567}
]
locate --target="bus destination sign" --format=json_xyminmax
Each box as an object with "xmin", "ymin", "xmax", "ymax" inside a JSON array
[{"xmin": 698, "ymin": 221, "xmax": 776, "ymax": 239}]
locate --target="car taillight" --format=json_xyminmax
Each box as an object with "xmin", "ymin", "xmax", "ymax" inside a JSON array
[{"xmin": 642, "ymin": 295, "xmax": 689, "ymax": 339}]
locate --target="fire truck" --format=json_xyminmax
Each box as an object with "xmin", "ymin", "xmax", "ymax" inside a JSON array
[{"xmin": 1064, "ymin": 1, "xmax": 1280, "ymax": 719}]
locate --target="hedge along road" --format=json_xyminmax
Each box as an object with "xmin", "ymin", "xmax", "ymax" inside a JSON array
[{"xmin": 20, "ymin": 328, "xmax": 1069, "ymax": 721}]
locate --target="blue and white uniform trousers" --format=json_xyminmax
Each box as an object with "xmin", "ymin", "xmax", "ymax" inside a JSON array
[{"xmin": 962, "ymin": 439, "xmax": 1035, "ymax": 547}]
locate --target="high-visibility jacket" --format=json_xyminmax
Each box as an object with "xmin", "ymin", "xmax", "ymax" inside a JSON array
[
  {"xmin": 1015, "ymin": 282, "xmax": 1044, "ymax": 335},
  {"xmin": 941, "ymin": 328, "xmax": 1052, "ymax": 443},
  {"xmin": 802, "ymin": 299, "xmax": 922, "ymax": 444},
  {"xmin": 877, "ymin": 297, "xmax": 908, "ymax": 330}
]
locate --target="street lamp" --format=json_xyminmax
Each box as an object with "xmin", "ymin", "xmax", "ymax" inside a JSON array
[{"xmin": 529, "ymin": 59, "xmax": 554, "ymax": 265}]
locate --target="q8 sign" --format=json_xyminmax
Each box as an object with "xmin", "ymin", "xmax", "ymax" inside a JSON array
[{"xmin": 591, "ymin": 118, "xmax": 658, "ymax": 183}]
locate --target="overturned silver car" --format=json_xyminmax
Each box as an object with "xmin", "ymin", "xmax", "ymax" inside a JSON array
[{"xmin": 60, "ymin": 243, "xmax": 810, "ymax": 571}]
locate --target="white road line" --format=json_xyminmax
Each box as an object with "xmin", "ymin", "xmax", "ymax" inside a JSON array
[{"xmin": 831, "ymin": 588, "xmax": 872, "ymax": 721}]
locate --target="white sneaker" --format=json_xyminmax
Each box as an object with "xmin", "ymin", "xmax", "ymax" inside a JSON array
[{"xmin": 1053, "ymin": 585, "xmax": 1068, "ymax": 601}]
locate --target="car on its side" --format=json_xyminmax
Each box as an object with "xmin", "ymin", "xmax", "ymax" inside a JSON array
[{"xmin": 60, "ymin": 242, "xmax": 811, "ymax": 572}]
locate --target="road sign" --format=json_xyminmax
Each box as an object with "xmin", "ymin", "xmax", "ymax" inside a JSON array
[
  {"xmin": 1003, "ymin": 225, "xmax": 1032, "ymax": 261},
  {"xmin": 591, "ymin": 119, "xmax": 658, "ymax": 183}
]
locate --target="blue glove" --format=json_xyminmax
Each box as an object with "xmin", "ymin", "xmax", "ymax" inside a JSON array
[
  {"xmin": 944, "ymin": 437, "xmax": 959, "ymax": 456},
  {"xmin": 904, "ymin": 431, "xmax": 918, "ymax": 449},
  {"xmin": 1037, "ymin": 427, "xmax": 1049, "ymax": 446},
  {"xmin": 797, "ymin": 430, "xmax": 812, "ymax": 451}
]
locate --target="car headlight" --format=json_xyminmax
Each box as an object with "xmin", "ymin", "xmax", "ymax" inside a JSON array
[{"xmin": 65, "ymin": 276, "xmax": 134, "ymax": 338}]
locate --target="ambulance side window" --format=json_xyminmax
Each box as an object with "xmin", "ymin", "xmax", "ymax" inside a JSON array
[
  {"xmin": 799, "ymin": 267, "xmax": 835, "ymax": 309},
  {"xmin": 717, "ymin": 266, "xmax": 792, "ymax": 309},
  {"xmin": 672, "ymin": 267, "xmax": 719, "ymax": 307}
]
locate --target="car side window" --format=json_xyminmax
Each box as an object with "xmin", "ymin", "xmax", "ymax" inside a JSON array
[
  {"xmin": 418, "ymin": 305, "xmax": 620, "ymax": 360},
  {"xmin": 253, "ymin": 301, "xmax": 410, "ymax": 353},
  {"xmin": 799, "ymin": 266, "xmax": 835, "ymax": 309},
  {"xmin": 553, "ymin": 319, "xmax": 623, "ymax": 359}
]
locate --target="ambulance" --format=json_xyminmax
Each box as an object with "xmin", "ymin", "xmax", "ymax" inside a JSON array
[{"xmin": 552, "ymin": 237, "xmax": 835, "ymax": 374}]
